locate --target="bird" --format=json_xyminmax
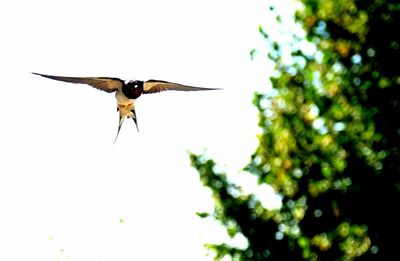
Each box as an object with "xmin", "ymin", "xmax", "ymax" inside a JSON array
[{"xmin": 32, "ymin": 72, "xmax": 220, "ymax": 142}]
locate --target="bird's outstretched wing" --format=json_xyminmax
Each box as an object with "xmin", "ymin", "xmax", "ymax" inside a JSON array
[
  {"xmin": 32, "ymin": 72, "xmax": 123, "ymax": 93},
  {"xmin": 143, "ymin": 80, "xmax": 220, "ymax": 94}
]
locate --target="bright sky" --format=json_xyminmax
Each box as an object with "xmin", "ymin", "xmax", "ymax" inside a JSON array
[{"xmin": 0, "ymin": 0, "xmax": 296, "ymax": 260}]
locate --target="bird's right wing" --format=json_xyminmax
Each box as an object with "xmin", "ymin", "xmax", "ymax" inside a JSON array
[
  {"xmin": 143, "ymin": 80, "xmax": 220, "ymax": 94},
  {"xmin": 32, "ymin": 72, "xmax": 123, "ymax": 93}
]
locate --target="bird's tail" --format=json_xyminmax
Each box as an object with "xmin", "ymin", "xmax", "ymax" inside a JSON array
[
  {"xmin": 114, "ymin": 113, "xmax": 125, "ymax": 144},
  {"xmin": 114, "ymin": 103, "xmax": 139, "ymax": 143},
  {"xmin": 131, "ymin": 109, "xmax": 139, "ymax": 132}
]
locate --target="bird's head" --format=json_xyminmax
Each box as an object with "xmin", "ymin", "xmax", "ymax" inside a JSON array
[{"xmin": 122, "ymin": 80, "xmax": 144, "ymax": 99}]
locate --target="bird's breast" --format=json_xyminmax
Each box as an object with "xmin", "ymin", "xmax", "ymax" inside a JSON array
[
  {"xmin": 116, "ymin": 90, "xmax": 134, "ymax": 104},
  {"xmin": 117, "ymin": 102, "xmax": 135, "ymax": 119}
]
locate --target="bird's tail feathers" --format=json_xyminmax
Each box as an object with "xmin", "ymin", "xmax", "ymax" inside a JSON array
[
  {"xmin": 114, "ymin": 114, "xmax": 125, "ymax": 144},
  {"xmin": 131, "ymin": 109, "xmax": 139, "ymax": 132},
  {"xmin": 114, "ymin": 103, "xmax": 139, "ymax": 143}
]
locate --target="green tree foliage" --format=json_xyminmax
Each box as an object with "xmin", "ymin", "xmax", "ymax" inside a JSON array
[{"xmin": 190, "ymin": 0, "xmax": 400, "ymax": 260}]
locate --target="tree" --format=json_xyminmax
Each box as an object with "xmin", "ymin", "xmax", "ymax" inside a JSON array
[{"xmin": 190, "ymin": 0, "xmax": 400, "ymax": 260}]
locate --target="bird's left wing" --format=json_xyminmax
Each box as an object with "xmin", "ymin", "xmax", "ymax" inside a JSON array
[
  {"xmin": 143, "ymin": 80, "xmax": 220, "ymax": 94},
  {"xmin": 32, "ymin": 72, "xmax": 123, "ymax": 93}
]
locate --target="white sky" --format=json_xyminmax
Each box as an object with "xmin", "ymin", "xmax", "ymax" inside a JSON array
[{"xmin": 0, "ymin": 0, "xmax": 296, "ymax": 260}]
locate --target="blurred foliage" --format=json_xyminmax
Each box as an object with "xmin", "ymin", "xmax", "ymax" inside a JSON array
[{"xmin": 190, "ymin": 0, "xmax": 400, "ymax": 260}]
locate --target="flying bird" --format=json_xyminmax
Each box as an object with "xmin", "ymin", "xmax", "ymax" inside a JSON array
[{"xmin": 32, "ymin": 72, "xmax": 219, "ymax": 142}]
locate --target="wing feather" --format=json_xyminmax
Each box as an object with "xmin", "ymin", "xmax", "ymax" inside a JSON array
[
  {"xmin": 143, "ymin": 80, "xmax": 220, "ymax": 94},
  {"xmin": 32, "ymin": 72, "xmax": 123, "ymax": 93}
]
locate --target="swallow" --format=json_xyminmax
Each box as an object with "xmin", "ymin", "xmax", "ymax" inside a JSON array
[{"xmin": 32, "ymin": 72, "xmax": 220, "ymax": 142}]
